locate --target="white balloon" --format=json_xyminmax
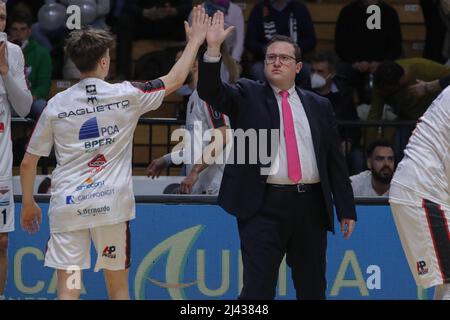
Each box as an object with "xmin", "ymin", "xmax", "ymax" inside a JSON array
[{"xmin": 38, "ymin": 1, "xmax": 67, "ymax": 31}]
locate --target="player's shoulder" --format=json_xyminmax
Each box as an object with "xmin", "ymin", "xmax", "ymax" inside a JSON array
[{"xmin": 6, "ymin": 41, "xmax": 22, "ymax": 55}]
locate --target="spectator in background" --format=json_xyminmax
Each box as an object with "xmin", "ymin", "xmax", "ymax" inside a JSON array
[
  {"xmin": 351, "ymin": 140, "xmax": 395, "ymax": 197},
  {"xmin": 8, "ymin": 11, "xmax": 51, "ymax": 119},
  {"xmin": 420, "ymin": 0, "xmax": 446, "ymax": 64},
  {"xmin": 190, "ymin": 0, "xmax": 244, "ymax": 66},
  {"xmin": 6, "ymin": 0, "xmax": 45, "ymax": 22},
  {"xmin": 115, "ymin": 0, "xmax": 192, "ymax": 78},
  {"xmin": 310, "ymin": 51, "xmax": 363, "ymax": 174},
  {"xmin": 245, "ymin": 0, "xmax": 316, "ymax": 88},
  {"xmin": 335, "ymin": 0, "xmax": 402, "ymax": 104},
  {"xmin": 439, "ymin": 0, "xmax": 450, "ymax": 64},
  {"xmin": 369, "ymin": 58, "xmax": 450, "ymax": 161}
]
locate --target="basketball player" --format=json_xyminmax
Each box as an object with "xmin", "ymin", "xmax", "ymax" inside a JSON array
[
  {"xmin": 19, "ymin": 6, "xmax": 209, "ymax": 300},
  {"xmin": 390, "ymin": 87, "xmax": 450, "ymax": 300}
]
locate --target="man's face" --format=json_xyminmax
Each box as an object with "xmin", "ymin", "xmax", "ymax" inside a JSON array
[
  {"xmin": 9, "ymin": 22, "xmax": 32, "ymax": 45},
  {"xmin": 368, "ymin": 146, "xmax": 395, "ymax": 184},
  {"xmin": 311, "ymin": 61, "xmax": 334, "ymax": 89},
  {"xmin": 0, "ymin": 5, "xmax": 6, "ymax": 33},
  {"xmin": 264, "ymin": 41, "xmax": 302, "ymax": 88}
]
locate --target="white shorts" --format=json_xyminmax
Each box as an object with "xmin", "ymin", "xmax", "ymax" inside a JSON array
[
  {"xmin": 45, "ymin": 222, "xmax": 131, "ymax": 272},
  {"xmin": 0, "ymin": 178, "xmax": 14, "ymax": 233},
  {"xmin": 390, "ymin": 200, "xmax": 450, "ymax": 289}
]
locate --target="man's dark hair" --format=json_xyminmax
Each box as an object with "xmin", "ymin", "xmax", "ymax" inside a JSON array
[
  {"xmin": 311, "ymin": 51, "xmax": 340, "ymax": 72},
  {"xmin": 373, "ymin": 61, "xmax": 404, "ymax": 90},
  {"xmin": 263, "ymin": 35, "xmax": 302, "ymax": 62},
  {"xmin": 65, "ymin": 28, "xmax": 115, "ymax": 73},
  {"xmin": 366, "ymin": 139, "xmax": 395, "ymax": 158},
  {"xmin": 9, "ymin": 10, "xmax": 32, "ymax": 28}
]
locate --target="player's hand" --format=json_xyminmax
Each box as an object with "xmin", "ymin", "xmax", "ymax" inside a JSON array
[
  {"xmin": 341, "ymin": 218, "xmax": 355, "ymax": 239},
  {"xmin": 180, "ymin": 171, "xmax": 199, "ymax": 194},
  {"xmin": 145, "ymin": 157, "xmax": 168, "ymax": 179},
  {"xmin": 408, "ymin": 79, "xmax": 428, "ymax": 97},
  {"xmin": 206, "ymin": 10, "xmax": 235, "ymax": 50},
  {"xmin": 21, "ymin": 201, "xmax": 42, "ymax": 234},
  {"xmin": 0, "ymin": 41, "xmax": 9, "ymax": 76},
  {"xmin": 184, "ymin": 5, "xmax": 209, "ymax": 45}
]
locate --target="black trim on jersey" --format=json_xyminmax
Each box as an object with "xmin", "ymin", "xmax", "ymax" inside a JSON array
[
  {"xmin": 423, "ymin": 199, "xmax": 450, "ymax": 283},
  {"xmin": 131, "ymin": 79, "xmax": 165, "ymax": 93},
  {"xmin": 205, "ymin": 103, "xmax": 226, "ymax": 128},
  {"xmin": 125, "ymin": 221, "xmax": 131, "ymax": 269}
]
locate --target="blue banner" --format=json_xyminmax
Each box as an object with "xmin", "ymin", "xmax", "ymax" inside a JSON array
[{"xmin": 5, "ymin": 203, "xmax": 431, "ymax": 299}]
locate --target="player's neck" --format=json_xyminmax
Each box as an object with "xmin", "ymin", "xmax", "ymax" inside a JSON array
[{"xmin": 80, "ymin": 71, "xmax": 106, "ymax": 81}]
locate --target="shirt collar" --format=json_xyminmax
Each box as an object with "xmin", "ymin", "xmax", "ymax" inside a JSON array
[{"xmin": 270, "ymin": 84, "xmax": 296, "ymax": 97}]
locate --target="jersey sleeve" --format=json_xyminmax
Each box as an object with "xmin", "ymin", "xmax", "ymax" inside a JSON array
[
  {"xmin": 129, "ymin": 79, "xmax": 166, "ymax": 114},
  {"xmin": 205, "ymin": 103, "xmax": 227, "ymax": 128},
  {"xmin": 26, "ymin": 103, "xmax": 54, "ymax": 157}
]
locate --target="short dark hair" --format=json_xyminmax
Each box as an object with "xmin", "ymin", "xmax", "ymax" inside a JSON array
[
  {"xmin": 263, "ymin": 35, "xmax": 302, "ymax": 62},
  {"xmin": 366, "ymin": 139, "xmax": 395, "ymax": 158},
  {"xmin": 9, "ymin": 10, "xmax": 32, "ymax": 28},
  {"xmin": 373, "ymin": 61, "xmax": 404, "ymax": 89},
  {"xmin": 65, "ymin": 28, "xmax": 115, "ymax": 73},
  {"xmin": 311, "ymin": 51, "xmax": 340, "ymax": 72}
]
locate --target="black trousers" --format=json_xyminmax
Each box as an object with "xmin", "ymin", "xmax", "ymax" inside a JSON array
[{"xmin": 237, "ymin": 185, "xmax": 328, "ymax": 300}]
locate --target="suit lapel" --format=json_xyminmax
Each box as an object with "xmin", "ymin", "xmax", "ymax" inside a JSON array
[
  {"xmin": 264, "ymin": 83, "xmax": 280, "ymax": 130},
  {"xmin": 296, "ymin": 87, "xmax": 321, "ymax": 159}
]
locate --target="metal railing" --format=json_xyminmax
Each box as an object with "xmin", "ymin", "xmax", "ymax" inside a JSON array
[{"xmin": 11, "ymin": 117, "xmax": 417, "ymax": 174}]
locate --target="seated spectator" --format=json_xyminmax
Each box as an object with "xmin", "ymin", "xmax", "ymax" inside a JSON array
[
  {"xmin": 351, "ymin": 140, "xmax": 395, "ymax": 197},
  {"xmin": 245, "ymin": 0, "xmax": 316, "ymax": 88},
  {"xmin": 310, "ymin": 51, "xmax": 363, "ymax": 174},
  {"xmin": 370, "ymin": 58, "xmax": 450, "ymax": 157},
  {"xmin": 115, "ymin": 0, "xmax": 192, "ymax": 78},
  {"xmin": 371, "ymin": 58, "xmax": 450, "ymax": 121},
  {"xmin": 189, "ymin": 0, "xmax": 244, "ymax": 66},
  {"xmin": 335, "ymin": 0, "xmax": 402, "ymax": 104},
  {"xmin": 8, "ymin": 10, "xmax": 52, "ymax": 120}
]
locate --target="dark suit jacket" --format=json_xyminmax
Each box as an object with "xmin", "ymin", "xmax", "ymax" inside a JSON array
[{"xmin": 198, "ymin": 59, "xmax": 357, "ymax": 232}]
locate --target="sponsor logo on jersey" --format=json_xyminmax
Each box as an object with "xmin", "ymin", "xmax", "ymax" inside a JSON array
[
  {"xmin": 57, "ymin": 100, "xmax": 130, "ymax": 119},
  {"xmin": 79, "ymin": 118, "xmax": 100, "ymax": 140},
  {"xmin": 87, "ymin": 96, "xmax": 98, "ymax": 105},
  {"xmin": 416, "ymin": 260, "xmax": 429, "ymax": 275},
  {"xmin": 0, "ymin": 122, "xmax": 4, "ymax": 133},
  {"xmin": 86, "ymin": 84, "xmax": 97, "ymax": 96},
  {"xmin": 102, "ymin": 246, "xmax": 117, "ymax": 259},
  {"xmin": 0, "ymin": 187, "xmax": 9, "ymax": 195},
  {"xmin": 0, "ymin": 200, "xmax": 10, "ymax": 207},
  {"xmin": 79, "ymin": 118, "xmax": 120, "ymax": 153},
  {"xmin": 77, "ymin": 205, "xmax": 110, "ymax": 217},
  {"xmin": 88, "ymin": 154, "xmax": 107, "ymax": 168},
  {"xmin": 66, "ymin": 196, "xmax": 75, "ymax": 204},
  {"xmin": 76, "ymin": 177, "xmax": 105, "ymax": 192},
  {"xmin": 66, "ymin": 188, "xmax": 115, "ymax": 204}
]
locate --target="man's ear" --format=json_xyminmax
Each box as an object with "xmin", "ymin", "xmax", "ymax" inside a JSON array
[
  {"xmin": 367, "ymin": 158, "xmax": 372, "ymax": 170},
  {"xmin": 296, "ymin": 61, "xmax": 303, "ymax": 74}
]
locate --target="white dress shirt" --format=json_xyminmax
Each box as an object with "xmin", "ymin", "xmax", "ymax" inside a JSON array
[{"xmin": 266, "ymin": 85, "xmax": 320, "ymax": 185}]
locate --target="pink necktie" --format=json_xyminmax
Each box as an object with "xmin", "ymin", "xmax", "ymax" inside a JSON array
[{"xmin": 279, "ymin": 90, "xmax": 302, "ymax": 183}]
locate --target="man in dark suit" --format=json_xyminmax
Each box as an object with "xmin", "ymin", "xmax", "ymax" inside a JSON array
[{"xmin": 198, "ymin": 12, "xmax": 357, "ymax": 300}]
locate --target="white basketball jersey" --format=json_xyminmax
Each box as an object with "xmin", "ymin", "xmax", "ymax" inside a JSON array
[{"xmin": 27, "ymin": 78, "xmax": 165, "ymax": 233}]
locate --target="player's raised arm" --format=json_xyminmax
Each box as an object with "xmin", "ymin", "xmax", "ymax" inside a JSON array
[{"xmin": 159, "ymin": 5, "xmax": 209, "ymax": 96}]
